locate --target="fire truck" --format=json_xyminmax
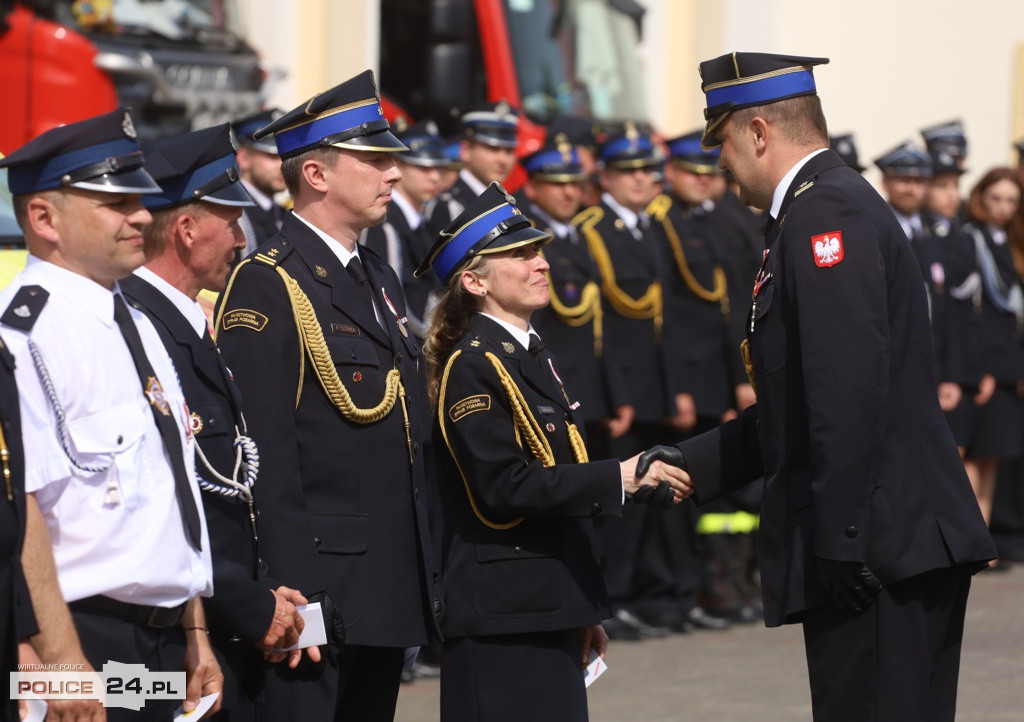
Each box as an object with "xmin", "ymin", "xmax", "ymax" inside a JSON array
[{"xmin": 378, "ymin": 0, "xmax": 650, "ymax": 188}]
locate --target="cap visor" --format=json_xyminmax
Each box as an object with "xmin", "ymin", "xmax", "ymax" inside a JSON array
[
  {"xmin": 203, "ymin": 180, "xmax": 257, "ymax": 207},
  {"xmin": 241, "ymin": 139, "xmax": 280, "ymax": 155},
  {"xmin": 475, "ymin": 225, "xmax": 553, "ymax": 257},
  {"xmin": 701, "ymin": 113, "xmax": 730, "ymax": 150},
  {"xmin": 70, "ymin": 167, "xmax": 162, "ymax": 194},
  {"xmin": 331, "ymin": 130, "xmax": 409, "ymax": 153}
]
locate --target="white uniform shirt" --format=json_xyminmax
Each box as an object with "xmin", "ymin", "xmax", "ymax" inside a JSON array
[{"xmin": 0, "ymin": 258, "xmax": 213, "ymax": 606}]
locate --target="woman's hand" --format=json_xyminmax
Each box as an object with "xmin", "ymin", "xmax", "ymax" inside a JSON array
[{"xmin": 620, "ymin": 450, "xmax": 692, "ymax": 502}]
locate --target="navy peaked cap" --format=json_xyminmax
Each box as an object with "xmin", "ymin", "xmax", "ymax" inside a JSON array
[
  {"xmin": 460, "ymin": 100, "xmax": 520, "ymax": 148},
  {"xmin": 252, "ymin": 70, "xmax": 405, "ymax": 159},
  {"xmin": 0, "ymin": 108, "xmax": 160, "ymax": 195},
  {"xmin": 665, "ymin": 130, "xmax": 720, "ymax": 174},
  {"xmin": 521, "ymin": 133, "xmax": 585, "ymax": 182},
  {"xmin": 142, "ymin": 124, "xmax": 254, "ymax": 211},
  {"xmin": 392, "ymin": 117, "xmax": 449, "ymax": 168},
  {"xmin": 921, "ymin": 119, "xmax": 967, "ymax": 158},
  {"xmin": 232, "ymin": 108, "xmax": 284, "ymax": 154},
  {"xmin": 874, "ymin": 141, "xmax": 933, "ymax": 178},
  {"xmin": 599, "ymin": 121, "xmax": 659, "ymax": 169},
  {"xmin": 829, "ymin": 133, "xmax": 866, "ymax": 173},
  {"xmin": 415, "ymin": 182, "xmax": 551, "ymax": 283},
  {"xmin": 698, "ymin": 52, "xmax": 829, "ymax": 149}
]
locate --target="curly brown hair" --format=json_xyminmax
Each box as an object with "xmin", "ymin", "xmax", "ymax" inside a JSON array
[{"xmin": 424, "ymin": 255, "xmax": 490, "ymax": 405}]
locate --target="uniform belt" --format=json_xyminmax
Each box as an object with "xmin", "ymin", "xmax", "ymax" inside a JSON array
[{"xmin": 69, "ymin": 595, "xmax": 187, "ymax": 629}]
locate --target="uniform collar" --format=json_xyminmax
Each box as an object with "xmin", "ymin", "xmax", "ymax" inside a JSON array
[
  {"xmin": 22, "ymin": 255, "xmax": 118, "ymax": 327},
  {"xmin": 391, "ymin": 188, "xmax": 423, "ymax": 230},
  {"xmin": 292, "ymin": 210, "xmax": 363, "ymax": 267},
  {"xmin": 133, "ymin": 266, "xmax": 208, "ymax": 337},
  {"xmin": 602, "ymin": 192, "xmax": 647, "ymax": 232},
  {"xmin": 477, "ymin": 311, "xmax": 537, "ymax": 351},
  {"xmin": 459, "ymin": 167, "xmax": 489, "ymax": 197},
  {"xmin": 770, "ymin": 147, "xmax": 828, "ymax": 219}
]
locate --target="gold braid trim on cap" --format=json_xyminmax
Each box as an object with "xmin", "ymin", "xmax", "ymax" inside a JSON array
[
  {"xmin": 579, "ymin": 209, "xmax": 663, "ymax": 339},
  {"xmin": 647, "ymin": 194, "xmax": 728, "ymax": 305},
  {"xmin": 437, "ymin": 349, "xmax": 589, "ymax": 530}
]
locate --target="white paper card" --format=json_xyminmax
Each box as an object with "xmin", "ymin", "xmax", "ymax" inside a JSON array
[
  {"xmin": 583, "ymin": 649, "xmax": 607, "ymax": 688},
  {"xmin": 273, "ymin": 602, "xmax": 328, "ymax": 651},
  {"xmin": 172, "ymin": 691, "xmax": 220, "ymax": 720},
  {"xmin": 22, "ymin": 693, "xmax": 47, "ymax": 722}
]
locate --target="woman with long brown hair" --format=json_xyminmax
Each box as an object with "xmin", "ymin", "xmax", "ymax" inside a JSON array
[
  {"xmin": 960, "ymin": 167, "xmax": 1024, "ymax": 544},
  {"xmin": 414, "ymin": 182, "xmax": 690, "ymax": 721}
]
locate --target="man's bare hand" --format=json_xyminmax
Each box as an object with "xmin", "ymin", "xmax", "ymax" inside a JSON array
[
  {"xmin": 938, "ymin": 382, "xmax": 962, "ymax": 412},
  {"xmin": 19, "ymin": 641, "xmax": 105, "ymax": 721},
  {"xmin": 607, "ymin": 404, "xmax": 635, "ymax": 439},
  {"xmin": 579, "ymin": 624, "xmax": 608, "ymax": 667},
  {"xmin": 621, "ymin": 449, "xmax": 692, "ymax": 502},
  {"xmin": 974, "ymin": 374, "xmax": 996, "ymax": 405},
  {"xmin": 670, "ymin": 393, "xmax": 697, "ymax": 432},
  {"xmin": 259, "ymin": 586, "xmax": 322, "ymax": 667}
]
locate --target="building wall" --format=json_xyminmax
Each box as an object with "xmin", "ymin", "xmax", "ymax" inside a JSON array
[{"xmin": 241, "ymin": 0, "xmax": 1024, "ymax": 190}]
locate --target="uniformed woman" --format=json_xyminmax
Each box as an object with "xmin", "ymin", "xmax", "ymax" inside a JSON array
[
  {"xmin": 414, "ymin": 182, "xmax": 690, "ymax": 721},
  {"xmin": 960, "ymin": 167, "xmax": 1024, "ymax": 537}
]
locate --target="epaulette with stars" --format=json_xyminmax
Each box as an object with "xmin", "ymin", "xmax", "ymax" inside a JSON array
[
  {"xmin": 458, "ymin": 331, "xmax": 486, "ymax": 354},
  {"xmin": 250, "ymin": 240, "xmax": 293, "ymax": 268},
  {"xmin": 0, "ymin": 285, "xmax": 49, "ymax": 332}
]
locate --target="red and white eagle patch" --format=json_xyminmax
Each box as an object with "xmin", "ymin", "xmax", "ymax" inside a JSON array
[{"xmin": 811, "ymin": 231, "xmax": 844, "ymax": 268}]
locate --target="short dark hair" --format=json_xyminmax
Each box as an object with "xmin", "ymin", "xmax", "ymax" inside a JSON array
[
  {"xmin": 11, "ymin": 190, "xmax": 63, "ymax": 230},
  {"xmin": 729, "ymin": 95, "xmax": 829, "ymax": 147},
  {"xmin": 280, "ymin": 146, "xmax": 343, "ymax": 196}
]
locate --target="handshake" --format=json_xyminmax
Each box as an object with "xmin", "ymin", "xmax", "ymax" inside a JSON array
[{"xmin": 620, "ymin": 446, "xmax": 694, "ymax": 509}]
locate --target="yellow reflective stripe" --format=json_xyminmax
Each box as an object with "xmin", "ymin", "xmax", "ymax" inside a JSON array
[{"xmin": 696, "ymin": 511, "xmax": 760, "ymax": 534}]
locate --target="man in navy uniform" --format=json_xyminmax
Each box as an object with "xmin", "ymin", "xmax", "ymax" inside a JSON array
[
  {"xmin": 0, "ymin": 108, "xmax": 221, "ymax": 720},
  {"xmin": 122, "ymin": 124, "xmax": 315, "ymax": 720},
  {"xmin": 425, "ymin": 100, "xmax": 519, "ymax": 235},
  {"xmin": 232, "ymin": 109, "xmax": 288, "ymax": 256},
  {"xmin": 215, "ymin": 70, "xmax": 442, "ymax": 720},
  {"xmin": 360, "ymin": 118, "xmax": 447, "ymax": 342},
  {"xmin": 640, "ymin": 52, "xmax": 996, "ymax": 720}
]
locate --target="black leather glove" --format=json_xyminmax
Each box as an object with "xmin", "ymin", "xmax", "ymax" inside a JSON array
[
  {"xmin": 631, "ymin": 481, "xmax": 675, "ymax": 509},
  {"xmin": 635, "ymin": 445, "xmax": 686, "ymax": 478},
  {"xmin": 816, "ymin": 557, "xmax": 882, "ymax": 612},
  {"xmin": 308, "ymin": 591, "xmax": 346, "ymax": 645}
]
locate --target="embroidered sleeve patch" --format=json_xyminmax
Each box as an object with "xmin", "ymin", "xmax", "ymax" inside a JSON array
[
  {"xmin": 221, "ymin": 308, "xmax": 269, "ymax": 332},
  {"xmin": 811, "ymin": 231, "xmax": 844, "ymax": 268},
  {"xmin": 448, "ymin": 394, "xmax": 491, "ymax": 422}
]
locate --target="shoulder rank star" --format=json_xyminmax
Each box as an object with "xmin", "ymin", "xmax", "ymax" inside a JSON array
[{"xmin": 145, "ymin": 377, "xmax": 172, "ymax": 416}]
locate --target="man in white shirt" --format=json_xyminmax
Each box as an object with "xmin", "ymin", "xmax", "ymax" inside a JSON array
[{"xmin": 0, "ymin": 108, "xmax": 220, "ymax": 720}]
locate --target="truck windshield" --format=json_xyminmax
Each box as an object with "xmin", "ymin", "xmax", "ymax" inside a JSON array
[
  {"xmin": 53, "ymin": 0, "xmax": 245, "ymax": 47},
  {"xmin": 504, "ymin": 0, "xmax": 648, "ymax": 125}
]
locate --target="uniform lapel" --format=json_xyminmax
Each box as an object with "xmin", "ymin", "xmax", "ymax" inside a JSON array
[{"xmin": 472, "ymin": 315, "xmax": 568, "ymax": 413}]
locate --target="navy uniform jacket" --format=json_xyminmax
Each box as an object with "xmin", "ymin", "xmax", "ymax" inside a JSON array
[
  {"xmin": 216, "ymin": 214, "xmax": 443, "ymax": 647},
  {"xmin": 424, "ymin": 175, "xmax": 475, "ymax": 239},
  {"xmin": 575, "ymin": 201, "xmax": 671, "ymax": 422},
  {"xmin": 648, "ymin": 194, "xmax": 734, "ymax": 418},
  {"xmin": 242, "ymin": 204, "xmax": 283, "ymax": 253},
  {"xmin": 675, "ymin": 150, "xmax": 995, "ymax": 626},
  {"xmin": 361, "ymin": 202, "xmax": 440, "ymax": 342},
  {"xmin": 0, "ymin": 337, "xmax": 37, "ymax": 721},
  {"xmin": 434, "ymin": 314, "xmax": 621, "ymax": 637},
  {"xmin": 121, "ymin": 274, "xmax": 275, "ymax": 708},
  {"xmin": 526, "ymin": 200, "xmax": 614, "ymax": 425}
]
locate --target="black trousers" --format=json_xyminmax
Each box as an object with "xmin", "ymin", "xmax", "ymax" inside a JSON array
[
  {"xmin": 70, "ymin": 607, "xmax": 187, "ymax": 722},
  {"xmin": 262, "ymin": 643, "xmax": 404, "ymax": 721},
  {"xmin": 801, "ymin": 566, "xmax": 972, "ymax": 722},
  {"xmin": 441, "ymin": 630, "xmax": 588, "ymax": 722}
]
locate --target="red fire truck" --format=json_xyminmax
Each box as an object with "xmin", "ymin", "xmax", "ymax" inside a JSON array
[{"xmin": 378, "ymin": 0, "xmax": 650, "ymax": 188}]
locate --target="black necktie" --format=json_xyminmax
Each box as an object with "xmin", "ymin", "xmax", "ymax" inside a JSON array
[
  {"xmin": 347, "ymin": 257, "xmax": 376, "ymax": 320},
  {"xmin": 113, "ymin": 295, "xmax": 202, "ymax": 550},
  {"xmin": 528, "ymin": 333, "xmax": 550, "ymax": 377}
]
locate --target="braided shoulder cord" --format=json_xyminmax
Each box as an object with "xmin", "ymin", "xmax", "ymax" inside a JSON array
[
  {"xmin": 438, "ymin": 350, "xmax": 523, "ymax": 530},
  {"xmin": 648, "ymin": 195, "xmax": 728, "ymax": 305},
  {"xmin": 567, "ymin": 423, "xmax": 589, "ymax": 463},
  {"xmin": 543, "ymin": 271, "xmax": 604, "ymax": 356},
  {"xmin": 484, "ymin": 352, "xmax": 556, "ymax": 466},
  {"xmin": 27, "ymin": 339, "xmax": 111, "ymax": 473},
  {"xmin": 194, "ymin": 431, "xmax": 259, "ymax": 501},
  {"xmin": 581, "ymin": 216, "xmax": 664, "ymax": 338},
  {"xmin": 273, "ymin": 266, "xmax": 402, "ymax": 423}
]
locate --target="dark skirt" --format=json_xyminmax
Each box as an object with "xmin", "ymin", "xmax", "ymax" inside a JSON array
[
  {"xmin": 441, "ymin": 629, "xmax": 589, "ymax": 722},
  {"xmin": 964, "ymin": 384, "xmax": 1023, "ymax": 459}
]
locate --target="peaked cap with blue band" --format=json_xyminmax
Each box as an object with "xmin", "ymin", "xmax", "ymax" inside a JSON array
[
  {"xmin": 141, "ymin": 124, "xmax": 255, "ymax": 211},
  {"xmin": 521, "ymin": 133, "xmax": 585, "ymax": 182},
  {"xmin": 232, "ymin": 108, "xmax": 284, "ymax": 154},
  {"xmin": 443, "ymin": 136, "xmax": 464, "ymax": 169},
  {"xmin": 547, "ymin": 115, "xmax": 600, "ymax": 150},
  {"xmin": 920, "ymin": 119, "xmax": 967, "ymax": 159},
  {"xmin": 414, "ymin": 182, "xmax": 551, "ymax": 283},
  {"xmin": 392, "ymin": 118, "xmax": 449, "ymax": 168},
  {"xmin": 460, "ymin": 100, "xmax": 520, "ymax": 149},
  {"xmin": 0, "ymin": 108, "xmax": 161, "ymax": 195},
  {"xmin": 665, "ymin": 130, "xmax": 720, "ymax": 174},
  {"xmin": 252, "ymin": 70, "xmax": 406, "ymax": 159},
  {"xmin": 830, "ymin": 133, "xmax": 866, "ymax": 173},
  {"xmin": 699, "ymin": 52, "xmax": 829, "ymax": 149},
  {"xmin": 599, "ymin": 121, "xmax": 659, "ymax": 169},
  {"xmin": 874, "ymin": 141, "xmax": 933, "ymax": 178}
]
